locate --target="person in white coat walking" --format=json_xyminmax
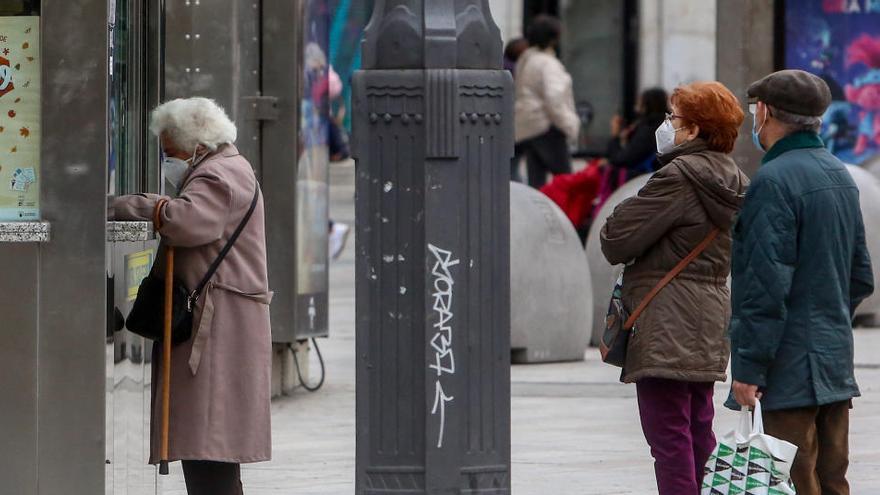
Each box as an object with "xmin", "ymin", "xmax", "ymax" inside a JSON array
[{"xmin": 514, "ymin": 15, "xmax": 580, "ymax": 188}]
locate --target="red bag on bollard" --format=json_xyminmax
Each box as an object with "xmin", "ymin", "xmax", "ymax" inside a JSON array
[{"xmin": 539, "ymin": 159, "xmax": 603, "ymax": 228}]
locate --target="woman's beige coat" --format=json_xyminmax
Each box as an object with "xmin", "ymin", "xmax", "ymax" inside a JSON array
[
  {"xmin": 513, "ymin": 46, "xmax": 580, "ymax": 143},
  {"xmin": 112, "ymin": 144, "xmax": 272, "ymax": 464}
]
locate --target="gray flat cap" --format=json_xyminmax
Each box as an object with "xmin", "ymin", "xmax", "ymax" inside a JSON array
[{"xmin": 748, "ymin": 69, "xmax": 832, "ymax": 117}]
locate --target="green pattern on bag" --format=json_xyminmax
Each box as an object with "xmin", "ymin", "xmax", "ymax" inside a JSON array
[
  {"xmin": 701, "ymin": 440, "xmax": 796, "ymax": 495},
  {"xmin": 747, "ymin": 476, "xmax": 769, "ymax": 490},
  {"xmin": 717, "ymin": 444, "xmax": 735, "ymax": 457},
  {"xmin": 749, "ymin": 447, "xmax": 771, "ymax": 461}
]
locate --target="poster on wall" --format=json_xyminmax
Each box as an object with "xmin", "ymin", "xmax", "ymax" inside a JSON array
[
  {"xmin": 786, "ymin": 0, "xmax": 880, "ymax": 165},
  {"xmin": 329, "ymin": 0, "xmax": 373, "ymax": 132},
  {"xmin": 0, "ymin": 16, "xmax": 40, "ymax": 221}
]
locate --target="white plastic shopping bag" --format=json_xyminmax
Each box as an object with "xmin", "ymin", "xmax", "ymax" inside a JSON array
[{"xmin": 701, "ymin": 399, "xmax": 798, "ymax": 494}]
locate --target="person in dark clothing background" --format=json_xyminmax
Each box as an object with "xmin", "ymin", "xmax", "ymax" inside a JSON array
[{"xmin": 606, "ymin": 87, "xmax": 669, "ymax": 178}]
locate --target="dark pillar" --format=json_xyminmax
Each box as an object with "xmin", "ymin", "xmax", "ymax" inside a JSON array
[
  {"xmin": 716, "ymin": 0, "xmax": 777, "ymax": 177},
  {"xmin": 352, "ymin": 1, "xmax": 513, "ymax": 493}
]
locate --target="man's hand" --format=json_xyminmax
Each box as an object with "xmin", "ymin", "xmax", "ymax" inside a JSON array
[{"xmin": 732, "ymin": 381, "xmax": 763, "ymax": 407}]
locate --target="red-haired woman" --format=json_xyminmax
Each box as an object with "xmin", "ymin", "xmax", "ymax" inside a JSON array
[{"xmin": 599, "ymin": 82, "xmax": 750, "ymax": 494}]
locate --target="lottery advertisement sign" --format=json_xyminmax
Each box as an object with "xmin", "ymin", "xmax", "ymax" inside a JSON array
[{"xmin": 0, "ymin": 16, "xmax": 40, "ymax": 221}]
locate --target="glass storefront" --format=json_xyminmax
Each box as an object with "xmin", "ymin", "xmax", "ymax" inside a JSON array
[
  {"xmin": 106, "ymin": 2, "xmax": 163, "ymax": 492},
  {"xmin": 295, "ymin": 0, "xmax": 331, "ymax": 337},
  {"xmin": 109, "ymin": 0, "xmax": 161, "ymax": 196}
]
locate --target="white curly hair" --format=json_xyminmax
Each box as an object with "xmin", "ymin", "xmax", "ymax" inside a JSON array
[{"xmin": 150, "ymin": 97, "xmax": 237, "ymax": 152}]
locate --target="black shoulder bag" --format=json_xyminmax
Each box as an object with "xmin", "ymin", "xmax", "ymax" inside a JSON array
[{"xmin": 126, "ymin": 185, "xmax": 260, "ymax": 344}]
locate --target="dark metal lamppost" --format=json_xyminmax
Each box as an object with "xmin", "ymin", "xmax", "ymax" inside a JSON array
[{"xmin": 352, "ymin": 1, "xmax": 513, "ymax": 493}]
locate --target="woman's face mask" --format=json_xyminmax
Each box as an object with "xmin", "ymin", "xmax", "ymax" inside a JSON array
[
  {"xmin": 161, "ymin": 155, "xmax": 189, "ymax": 189},
  {"xmin": 161, "ymin": 145, "xmax": 204, "ymax": 189},
  {"xmin": 655, "ymin": 117, "xmax": 687, "ymax": 155}
]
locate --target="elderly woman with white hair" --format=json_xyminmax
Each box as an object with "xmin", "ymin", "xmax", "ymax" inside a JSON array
[{"xmin": 111, "ymin": 97, "xmax": 271, "ymax": 495}]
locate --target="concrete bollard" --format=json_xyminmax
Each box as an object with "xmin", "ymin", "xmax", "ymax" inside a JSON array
[
  {"xmin": 864, "ymin": 154, "xmax": 880, "ymax": 180},
  {"xmin": 510, "ymin": 182, "xmax": 592, "ymax": 363},
  {"xmin": 847, "ymin": 165, "xmax": 880, "ymax": 325}
]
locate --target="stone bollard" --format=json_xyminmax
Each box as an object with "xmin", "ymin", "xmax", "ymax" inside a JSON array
[
  {"xmin": 351, "ymin": 1, "xmax": 513, "ymax": 493},
  {"xmin": 866, "ymin": 154, "xmax": 880, "ymax": 180},
  {"xmin": 509, "ymin": 182, "xmax": 592, "ymax": 363},
  {"xmin": 846, "ymin": 165, "xmax": 880, "ymax": 325}
]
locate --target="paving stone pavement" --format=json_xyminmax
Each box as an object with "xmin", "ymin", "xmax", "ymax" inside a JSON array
[{"xmin": 177, "ymin": 160, "xmax": 880, "ymax": 494}]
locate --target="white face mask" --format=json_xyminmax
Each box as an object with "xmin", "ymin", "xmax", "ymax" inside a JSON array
[
  {"xmin": 655, "ymin": 119, "xmax": 687, "ymax": 155},
  {"xmin": 161, "ymin": 145, "xmax": 206, "ymax": 190},
  {"xmin": 161, "ymin": 156, "xmax": 189, "ymax": 189}
]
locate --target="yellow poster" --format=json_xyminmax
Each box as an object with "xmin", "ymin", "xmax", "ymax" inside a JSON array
[
  {"xmin": 125, "ymin": 249, "xmax": 154, "ymax": 301},
  {"xmin": 0, "ymin": 17, "xmax": 40, "ymax": 221}
]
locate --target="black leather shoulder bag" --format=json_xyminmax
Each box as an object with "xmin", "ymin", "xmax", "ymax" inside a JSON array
[{"xmin": 126, "ymin": 185, "xmax": 260, "ymax": 344}]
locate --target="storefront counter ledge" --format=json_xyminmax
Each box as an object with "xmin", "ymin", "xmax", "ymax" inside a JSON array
[
  {"xmin": 106, "ymin": 221, "xmax": 156, "ymax": 242},
  {"xmin": 0, "ymin": 222, "xmax": 51, "ymax": 242}
]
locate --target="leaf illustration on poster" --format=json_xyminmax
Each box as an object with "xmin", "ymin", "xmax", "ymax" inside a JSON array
[
  {"xmin": 786, "ymin": 1, "xmax": 880, "ymax": 164},
  {"xmin": 0, "ymin": 17, "xmax": 40, "ymax": 221}
]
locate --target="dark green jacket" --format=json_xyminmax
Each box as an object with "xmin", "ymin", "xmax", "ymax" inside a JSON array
[{"xmin": 725, "ymin": 132, "xmax": 874, "ymax": 411}]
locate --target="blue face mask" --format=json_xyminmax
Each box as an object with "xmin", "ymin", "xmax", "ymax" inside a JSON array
[{"xmin": 750, "ymin": 103, "xmax": 766, "ymax": 152}]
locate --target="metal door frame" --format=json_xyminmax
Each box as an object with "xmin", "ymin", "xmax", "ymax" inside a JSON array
[{"xmin": 261, "ymin": 0, "xmax": 303, "ymax": 342}]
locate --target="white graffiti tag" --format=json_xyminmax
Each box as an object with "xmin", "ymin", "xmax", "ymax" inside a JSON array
[
  {"xmin": 427, "ymin": 243, "xmax": 459, "ymax": 448},
  {"xmin": 431, "ymin": 381, "xmax": 454, "ymax": 448}
]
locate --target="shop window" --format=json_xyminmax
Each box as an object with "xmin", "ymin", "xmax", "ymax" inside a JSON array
[{"xmin": 109, "ymin": 0, "xmax": 161, "ymax": 196}]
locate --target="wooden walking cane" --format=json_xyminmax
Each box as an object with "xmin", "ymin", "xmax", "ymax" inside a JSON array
[
  {"xmin": 160, "ymin": 246, "xmax": 173, "ymax": 475},
  {"xmin": 155, "ymin": 199, "xmax": 172, "ymax": 476}
]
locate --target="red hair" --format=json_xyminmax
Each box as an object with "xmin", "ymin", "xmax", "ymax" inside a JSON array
[{"xmin": 671, "ymin": 82, "xmax": 745, "ymax": 154}]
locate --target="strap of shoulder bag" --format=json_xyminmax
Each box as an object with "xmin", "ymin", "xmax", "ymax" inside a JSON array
[
  {"xmin": 624, "ymin": 227, "xmax": 721, "ymax": 329},
  {"xmin": 187, "ymin": 182, "xmax": 260, "ymax": 310}
]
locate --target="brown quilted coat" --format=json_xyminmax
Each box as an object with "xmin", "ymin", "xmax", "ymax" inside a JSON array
[{"xmin": 600, "ymin": 139, "xmax": 749, "ymax": 383}]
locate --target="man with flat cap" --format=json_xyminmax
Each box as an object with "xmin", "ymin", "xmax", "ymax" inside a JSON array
[{"xmin": 727, "ymin": 69, "xmax": 874, "ymax": 494}]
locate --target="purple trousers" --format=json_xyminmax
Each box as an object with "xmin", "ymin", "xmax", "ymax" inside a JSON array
[{"xmin": 636, "ymin": 377, "xmax": 717, "ymax": 495}]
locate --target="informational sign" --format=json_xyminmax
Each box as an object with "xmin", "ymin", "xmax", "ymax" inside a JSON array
[
  {"xmin": 786, "ymin": 1, "xmax": 880, "ymax": 164},
  {"xmin": 125, "ymin": 249, "xmax": 154, "ymax": 301},
  {"xmin": 0, "ymin": 17, "xmax": 40, "ymax": 221}
]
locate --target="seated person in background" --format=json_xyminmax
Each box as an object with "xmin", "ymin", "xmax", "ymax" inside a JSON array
[{"xmin": 606, "ymin": 87, "xmax": 669, "ymax": 178}]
